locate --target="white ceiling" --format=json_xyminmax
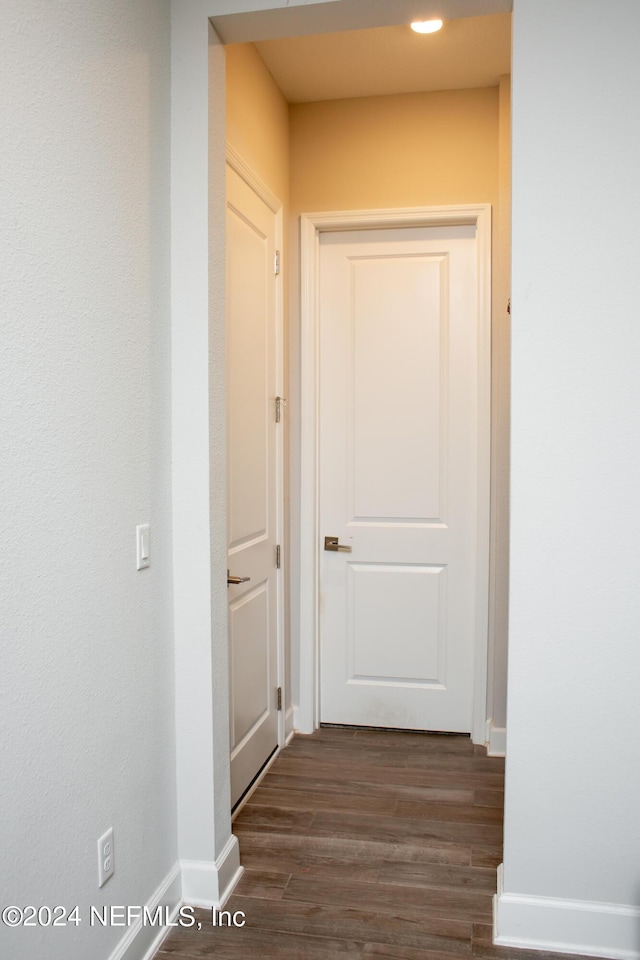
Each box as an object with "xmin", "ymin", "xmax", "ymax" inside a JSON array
[{"xmin": 253, "ymin": 13, "xmax": 511, "ymax": 103}]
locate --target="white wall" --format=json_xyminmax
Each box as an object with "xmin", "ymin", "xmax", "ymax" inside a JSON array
[
  {"xmin": 498, "ymin": 0, "xmax": 640, "ymax": 954},
  {"xmin": 170, "ymin": 5, "xmax": 242, "ymax": 905},
  {"xmin": 0, "ymin": 2, "xmax": 177, "ymax": 959}
]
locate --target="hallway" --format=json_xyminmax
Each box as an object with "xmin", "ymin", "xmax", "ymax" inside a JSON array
[{"xmin": 155, "ymin": 726, "xmax": 587, "ymax": 959}]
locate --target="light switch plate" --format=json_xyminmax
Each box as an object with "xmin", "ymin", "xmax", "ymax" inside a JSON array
[{"xmin": 136, "ymin": 524, "xmax": 150, "ymax": 570}]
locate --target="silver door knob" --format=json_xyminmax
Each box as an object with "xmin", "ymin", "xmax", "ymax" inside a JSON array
[
  {"xmin": 324, "ymin": 536, "xmax": 352, "ymax": 553},
  {"xmin": 227, "ymin": 570, "xmax": 251, "ymax": 585}
]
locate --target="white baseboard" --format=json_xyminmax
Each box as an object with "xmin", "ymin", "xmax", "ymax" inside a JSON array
[
  {"xmin": 494, "ymin": 863, "xmax": 640, "ymax": 960},
  {"xmin": 107, "ymin": 861, "xmax": 182, "ymax": 960},
  {"xmin": 285, "ymin": 704, "xmax": 295, "ymax": 740},
  {"xmin": 181, "ymin": 834, "xmax": 243, "ymax": 909},
  {"xmin": 485, "ymin": 719, "xmax": 506, "ymax": 756},
  {"xmin": 106, "ymin": 838, "xmax": 245, "ymax": 960},
  {"xmin": 292, "ymin": 703, "xmax": 301, "ymax": 733},
  {"xmin": 292, "ymin": 702, "xmax": 315, "ymax": 735}
]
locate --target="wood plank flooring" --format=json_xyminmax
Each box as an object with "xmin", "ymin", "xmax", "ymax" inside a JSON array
[{"xmin": 155, "ymin": 727, "xmax": 589, "ymax": 960}]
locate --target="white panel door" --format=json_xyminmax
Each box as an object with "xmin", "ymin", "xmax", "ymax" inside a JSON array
[
  {"xmin": 226, "ymin": 165, "xmax": 279, "ymax": 806},
  {"xmin": 319, "ymin": 224, "xmax": 480, "ymax": 732}
]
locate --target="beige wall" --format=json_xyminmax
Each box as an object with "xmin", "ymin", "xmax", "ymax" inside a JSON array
[
  {"xmin": 226, "ymin": 42, "xmax": 289, "ymax": 202},
  {"xmin": 289, "ymin": 88, "xmax": 499, "ymax": 211},
  {"xmin": 288, "ymin": 86, "xmax": 510, "ymax": 734}
]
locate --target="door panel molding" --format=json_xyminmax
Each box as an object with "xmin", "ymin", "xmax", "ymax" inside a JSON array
[{"xmin": 299, "ymin": 205, "xmax": 491, "ymax": 743}]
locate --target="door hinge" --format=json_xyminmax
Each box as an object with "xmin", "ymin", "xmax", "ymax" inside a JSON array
[
  {"xmin": 274, "ymin": 250, "xmax": 280, "ymax": 276},
  {"xmin": 275, "ymin": 396, "xmax": 286, "ymax": 423},
  {"xmin": 276, "ymin": 544, "xmax": 281, "ymax": 569},
  {"xmin": 277, "ymin": 686, "xmax": 282, "ymax": 711}
]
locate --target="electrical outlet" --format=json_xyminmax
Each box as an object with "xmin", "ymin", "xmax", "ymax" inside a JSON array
[{"xmin": 97, "ymin": 827, "xmax": 114, "ymax": 887}]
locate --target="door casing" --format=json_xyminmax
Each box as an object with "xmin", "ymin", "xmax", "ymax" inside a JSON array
[{"xmin": 298, "ymin": 204, "xmax": 492, "ymax": 743}]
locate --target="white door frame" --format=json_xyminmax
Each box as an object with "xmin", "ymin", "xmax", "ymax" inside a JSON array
[
  {"xmin": 298, "ymin": 204, "xmax": 492, "ymax": 744},
  {"xmin": 226, "ymin": 143, "xmax": 287, "ymax": 751}
]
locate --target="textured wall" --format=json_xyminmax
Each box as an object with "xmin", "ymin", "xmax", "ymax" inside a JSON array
[
  {"xmin": 502, "ymin": 0, "xmax": 640, "ymax": 946},
  {"xmin": 0, "ymin": 2, "xmax": 175, "ymax": 958}
]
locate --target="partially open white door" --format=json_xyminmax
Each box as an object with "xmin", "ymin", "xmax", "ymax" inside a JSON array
[
  {"xmin": 318, "ymin": 223, "xmax": 484, "ymax": 732},
  {"xmin": 226, "ymin": 164, "xmax": 280, "ymax": 805}
]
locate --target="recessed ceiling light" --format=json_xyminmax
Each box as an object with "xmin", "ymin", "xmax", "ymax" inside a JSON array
[{"xmin": 410, "ymin": 19, "xmax": 443, "ymax": 34}]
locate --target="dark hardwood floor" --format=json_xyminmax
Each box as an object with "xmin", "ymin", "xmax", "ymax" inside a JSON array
[{"xmin": 155, "ymin": 726, "xmax": 587, "ymax": 960}]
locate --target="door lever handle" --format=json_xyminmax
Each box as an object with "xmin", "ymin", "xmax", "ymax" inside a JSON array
[
  {"xmin": 324, "ymin": 536, "xmax": 352, "ymax": 553},
  {"xmin": 227, "ymin": 570, "xmax": 251, "ymax": 585}
]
